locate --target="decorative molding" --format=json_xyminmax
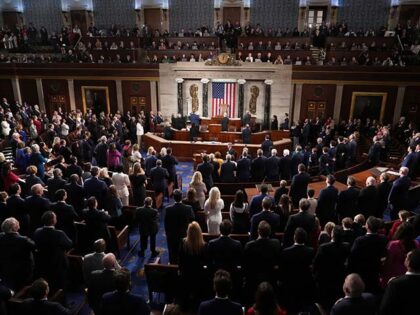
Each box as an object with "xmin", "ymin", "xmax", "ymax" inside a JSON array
[
  {"xmin": 200, "ymin": 78, "xmax": 210, "ymax": 84},
  {"xmin": 175, "ymin": 78, "xmax": 184, "ymax": 83},
  {"xmin": 237, "ymin": 79, "xmax": 246, "ymax": 84},
  {"xmin": 264, "ymin": 79, "xmax": 274, "ymax": 85}
]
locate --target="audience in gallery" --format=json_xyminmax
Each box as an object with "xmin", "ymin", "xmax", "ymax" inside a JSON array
[{"xmin": 0, "ymin": 94, "xmax": 419, "ymax": 314}]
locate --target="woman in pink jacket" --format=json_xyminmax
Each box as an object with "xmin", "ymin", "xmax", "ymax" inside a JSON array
[{"xmin": 106, "ymin": 143, "xmax": 122, "ymax": 171}]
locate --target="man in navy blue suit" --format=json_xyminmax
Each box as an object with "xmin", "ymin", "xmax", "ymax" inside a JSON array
[
  {"xmin": 401, "ymin": 146, "xmax": 417, "ymax": 179},
  {"xmin": 236, "ymin": 152, "xmax": 251, "ymax": 181},
  {"xmin": 388, "ymin": 166, "xmax": 411, "ymax": 220},
  {"xmin": 242, "ymin": 124, "xmax": 252, "ymax": 144},
  {"xmin": 316, "ymin": 175, "xmax": 339, "ymax": 226},
  {"xmin": 289, "ymin": 163, "xmax": 311, "ymax": 209},
  {"xmin": 250, "ymin": 197, "xmax": 280, "ymax": 239},
  {"xmin": 198, "ymin": 270, "xmax": 243, "ymax": 315},
  {"xmin": 83, "ymin": 166, "xmax": 108, "ymax": 210},
  {"xmin": 265, "ymin": 148, "xmax": 280, "ymax": 181},
  {"xmin": 101, "ymin": 269, "xmax": 150, "ymax": 315},
  {"xmin": 249, "ymin": 184, "xmax": 273, "ymax": 217}
]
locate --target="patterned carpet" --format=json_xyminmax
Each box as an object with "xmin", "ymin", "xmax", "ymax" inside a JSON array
[{"xmin": 71, "ymin": 162, "xmax": 195, "ymax": 314}]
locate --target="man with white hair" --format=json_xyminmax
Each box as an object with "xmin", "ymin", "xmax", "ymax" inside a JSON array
[
  {"xmin": 25, "ymin": 183, "xmax": 51, "ymax": 235},
  {"xmin": 220, "ymin": 154, "xmax": 236, "ymax": 182},
  {"xmin": 265, "ymin": 148, "xmax": 280, "ymax": 181},
  {"xmin": 279, "ymin": 148, "xmax": 292, "ymax": 180},
  {"xmin": 0, "ymin": 217, "xmax": 36, "ymax": 290},
  {"xmin": 367, "ymin": 135, "xmax": 382, "ymax": 165},
  {"xmin": 388, "ymin": 166, "xmax": 411, "ymax": 220},
  {"xmin": 358, "ymin": 176, "xmax": 378, "ymax": 219},
  {"xmin": 330, "ymin": 273, "xmax": 376, "ymax": 314}
]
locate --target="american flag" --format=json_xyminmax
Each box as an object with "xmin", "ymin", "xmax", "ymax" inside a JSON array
[{"xmin": 212, "ymin": 82, "xmax": 236, "ymax": 117}]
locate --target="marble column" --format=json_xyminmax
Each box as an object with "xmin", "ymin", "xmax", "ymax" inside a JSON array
[
  {"xmin": 293, "ymin": 84, "xmax": 303, "ymax": 123},
  {"xmin": 175, "ymin": 78, "xmax": 184, "ymax": 116},
  {"xmin": 394, "ymin": 86, "xmax": 406, "ymax": 124},
  {"xmin": 264, "ymin": 80, "xmax": 273, "ymax": 130},
  {"xmin": 35, "ymin": 78, "xmax": 46, "ymax": 112},
  {"xmin": 150, "ymin": 81, "xmax": 158, "ymax": 113},
  {"xmin": 201, "ymin": 78, "xmax": 209, "ymax": 117},
  {"xmin": 237, "ymin": 79, "xmax": 246, "ymax": 119},
  {"xmin": 11, "ymin": 77, "xmax": 22, "ymax": 104},
  {"xmin": 115, "ymin": 80, "xmax": 124, "ymax": 113},
  {"xmin": 333, "ymin": 84, "xmax": 344, "ymax": 122},
  {"xmin": 68, "ymin": 79, "xmax": 76, "ymax": 111}
]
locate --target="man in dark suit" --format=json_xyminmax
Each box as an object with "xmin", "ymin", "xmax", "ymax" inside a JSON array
[
  {"xmin": 135, "ymin": 197, "xmax": 159, "ymax": 258},
  {"xmin": 367, "ymin": 136, "xmax": 382, "ymax": 165},
  {"xmin": 94, "ymin": 136, "xmax": 109, "ymax": 167},
  {"xmin": 87, "ymin": 253, "xmax": 119, "ymax": 315},
  {"xmin": 198, "ymin": 270, "xmax": 243, "ymax": 315},
  {"xmin": 242, "ymin": 124, "xmax": 251, "ymax": 144},
  {"xmin": 243, "ymin": 221, "xmax": 281, "ymax": 301},
  {"xmin": 279, "ymin": 149, "xmax": 292, "ymax": 180},
  {"xmin": 330, "ymin": 273, "xmax": 376, "ymax": 315},
  {"xmin": 0, "ymin": 217, "xmax": 36, "ymax": 290},
  {"xmin": 161, "ymin": 147, "xmax": 179, "ymax": 188},
  {"xmin": 150, "ymin": 159, "xmax": 169, "ymax": 209},
  {"xmin": 226, "ymin": 143, "xmax": 237, "ymax": 161},
  {"xmin": 261, "ymin": 135, "xmax": 273, "ymax": 157},
  {"xmin": 33, "ymin": 211, "xmax": 73, "ymax": 292},
  {"xmin": 236, "ymin": 152, "xmax": 251, "ymax": 181},
  {"xmin": 348, "ymin": 216, "xmax": 388, "ymax": 294},
  {"xmin": 6, "ymin": 183, "xmax": 30, "ymax": 236},
  {"xmin": 358, "ymin": 176, "xmax": 378, "ymax": 218},
  {"xmin": 243, "ymin": 110, "xmax": 251, "ymax": 126},
  {"xmin": 250, "ymin": 197, "xmax": 280, "ymax": 239},
  {"xmin": 65, "ymin": 156, "xmax": 83, "ymax": 179},
  {"xmin": 83, "ymin": 166, "xmax": 108, "ymax": 210},
  {"xmin": 83, "ymin": 197, "xmax": 112, "ymax": 251},
  {"xmin": 249, "ymin": 184, "xmax": 273, "ymax": 217},
  {"xmin": 289, "ymin": 164, "xmax": 311, "ymax": 208},
  {"xmin": 316, "ymin": 175, "xmax": 339, "ymax": 226},
  {"xmin": 64, "ymin": 174, "xmax": 84, "ymax": 215},
  {"xmin": 265, "ymin": 149, "xmax": 280, "ymax": 181},
  {"xmin": 335, "ymin": 136, "xmax": 348, "ymax": 170},
  {"xmin": 376, "ymin": 173, "xmax": 392, "ymax": 218},
  {"xmin": 336, "ymin": 176, "xmax": 360, "ymax": 221},
  {"xmin": 379, "ymin": 248, "xmax": 420, "ymax": 315},
  {"xmin": 51, "ymin": 189, "xmax": 78, "ymax": 243},
  {"xmin": 47, "ymin": 168, "xmax": 67, "ymax": 202},
  {"xmin": 21, "ymin": 278, "xmax": 72, "ymax": 315},
  {"xmin": 208, "ymin": 220, "xmax": 242, "ymax": 274},
  {"xmin": 251, "ymin": 149, "xmax": 266, "ymax": 182},
  {"xmin": 221, "ymin": 113, "xmax": 229, "ymax": 131},
  {"xmin": 0, "ymin": 282, "xmax": 12, "ymax": 315},
  {"xmin": 279, "ymin": 228, "xmax": 315, "ymax": 313},
  {"xmin": 101, "ymin": 268, "xmax": 150, "ymax": 315},
  {"xmin": 220, "ymin": 154, "xmax": 236, "ymax": 182},
  {"xmin": 313, "ymin": 226, "xmax": 351, "ymax": 311},
  {"xmin": 347, "ymin": 134, "xmax": 357, "ymax": 166},
  {"xmin": 197, "ymin": 154, "xmax": 214, "ymax": 190},
  {"xmin": 144, "ymin": 150, "xmax": 157, "ymax": 177},
  {"xmin": 164, "ymin": 190, "xmax": 195, "ymax": 264},
  {"xmin": 25, "ymin": 183, "xmax": 51, "ymax": 235},
  {"xmin": 283, "ymin": 199, "xmax": 317, "ymax": 247},
  {"xmin": 388, "ymin": 166, "xmax": 411, "ymax": 220}
]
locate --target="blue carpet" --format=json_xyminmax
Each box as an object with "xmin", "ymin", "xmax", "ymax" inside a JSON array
[{"xmin": 67, "ymin": 162, "xmax": 195, "ymax": 314}]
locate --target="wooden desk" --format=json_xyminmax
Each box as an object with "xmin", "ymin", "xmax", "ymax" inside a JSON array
[
  {"xmin": 245, "ymin": 180, "xmax": 348, "ymax": 202},
  {"xmin": 351, "ymin": 167, "xmax": 398, "ymax": 188},
  {"xmin": 143, "ymin": 132, "xmax": 292, "ymax": 161},
  {"xmin": 171, "ymin": 128, "xmax": 289, "ymax": 143},
  {"xmin": 201, "ymin": 117, "xmax": 242, "ymax": 130}
]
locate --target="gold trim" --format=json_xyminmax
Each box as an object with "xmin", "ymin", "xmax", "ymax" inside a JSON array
[
  {"xmin": 81, "ymin": 86, "xmax": 111, "ymax": 114},
  {"xmin": 350, "ymin": 92, "xmax": 387, "ymax": 123}
]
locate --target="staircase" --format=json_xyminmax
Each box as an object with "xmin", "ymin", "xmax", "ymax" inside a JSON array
[
  {"xmin": 310, "ymin": 47, "xmax": 321, "ymax": 64},
  {"xmin": 3, "ymin": 147, "xmax": 14, "ymax": 163}
]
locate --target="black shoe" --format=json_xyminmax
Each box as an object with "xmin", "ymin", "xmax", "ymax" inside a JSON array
[
  {"xmin": 138, "ymin": 250, "xmax": 145, "ymax": 257},
  {"xmin": 151, "ymin": 250, "xmax": 160, "ymax": 258}
]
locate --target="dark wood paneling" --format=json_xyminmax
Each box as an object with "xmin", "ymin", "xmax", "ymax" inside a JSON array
[
  {"xmin": 0, "ymin": 79, "xmax": 14, "ymax": 102},
  {"xmin": 74, "ymin": 80, "xmax": 117, "ymax": 113},
  {"xmin": 122, "ymin": 81, "xmax": 151, "ymax": 114},
  {"xmin": 2, "ymin": 12, "xmax": 19, "ymax": 29},
  {"xmin": 399, "ymin": 5, "xmax": 420, "ymax": 26},
  {"xmin": 42, "ymin": 79, "xmax": 70, "ymax": 115},
  {"xmin": 223, "ymin": 7, "xmax": 241, "ymax": 24},
  {"xmin": 144, "ymin": 8, "xmax": 162, "ymax": 32},
  {"xmin": 70, "ymin": 10, "xmax": 88, "ymax": 34},
  {"xmin": 300, "ymin": 84, "xmax": 336, "ymax": 121},
  {"xmin": 19, "ymin": 79, "xmax": 38, "ymax": 106},
  {"xmin": 340, "ymin": 85, "xmax": 398, "ymax": 124},
  {"xmin": 402, "ymin": 86, "xmax": 420, "ymax": 124}
]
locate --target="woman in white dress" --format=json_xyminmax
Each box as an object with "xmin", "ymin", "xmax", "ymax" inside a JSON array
[
  {"xmin": 111, "ymin": 164, "xmax": 131, "ymax": 206},
  {"xmin": 204, "ymin": 187, "xmax": 224, "ymax": 235},
  {"xmin": 189, "ymin": 171, "xmax": 207, "ymax": 209}
]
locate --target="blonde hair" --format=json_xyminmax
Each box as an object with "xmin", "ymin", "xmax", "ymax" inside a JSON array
[
  {"xmin": 147, "ymin": 146, "xmax": 155, "ymax": 155},
  {"xmin": 131, "ymin": 162, "xmax": 145, "ymax": 175},
  {"xmin": 208, "ymin": 187, "xmax": 221, "ymax": 209},
  {"xmin": 99, "ymin": 167, "xmax": 110, "ymax": 178},
  {"xmin": 190, "ymin": 171, "xmax": 203, "ymax": 187},
  {"xmin": 184, "ymin": 221, "xmax": 205, "ymax": 255},
  {"xmin": 0, "ymin": 153, "xmax": 5, "ymax": 163},
  {"xmin": 52, "ymin": 137, "xmax": 61, "ymax": 147},
  {"xmin": 132, "ymin": 144, "xmax": 139, "ymax": 151},
  {"xmin": 160, "ymin": 147, "xmax": 167, "ymax": 157},
  {"xmin": 324, "ymin": 222, "xmax": 336, "ymax": 235}
]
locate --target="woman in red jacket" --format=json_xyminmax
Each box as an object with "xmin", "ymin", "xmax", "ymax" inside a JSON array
[{"xmin": 1, "ymin": 162, "xmax": 19, "ymax": 193}]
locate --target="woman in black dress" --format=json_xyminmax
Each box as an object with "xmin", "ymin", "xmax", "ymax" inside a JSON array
[{"xmin": 129, "ymin": 162, "xmax": 147, "ymax": 207}]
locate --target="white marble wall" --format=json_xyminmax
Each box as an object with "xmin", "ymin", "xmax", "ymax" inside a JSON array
[{"xmin": 159, "ymin": 62, "xmax": 293, "ymax": 122}]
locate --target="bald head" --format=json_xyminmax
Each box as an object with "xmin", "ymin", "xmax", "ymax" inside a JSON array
[
  {"xmin": 31, "ymin": 184, "xmax": 44, "ymax": 196},
  {"xmin": 400, "ymin": 166, "xmax": 409, "ymax": 176},
  {"xmin": 103, "ymin": 253, "xmax": 118, "ymax": 270},
  {"xmin": 1, "ymin": 217, "xmax": 20, "ymax": 233},
  {"xmin": 366, "ymin": 176, "xmax": 376, "ymax": 187},
  {"xmin": 343, "ymin": 273, "xmax": 365, "ymax": 298}
]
